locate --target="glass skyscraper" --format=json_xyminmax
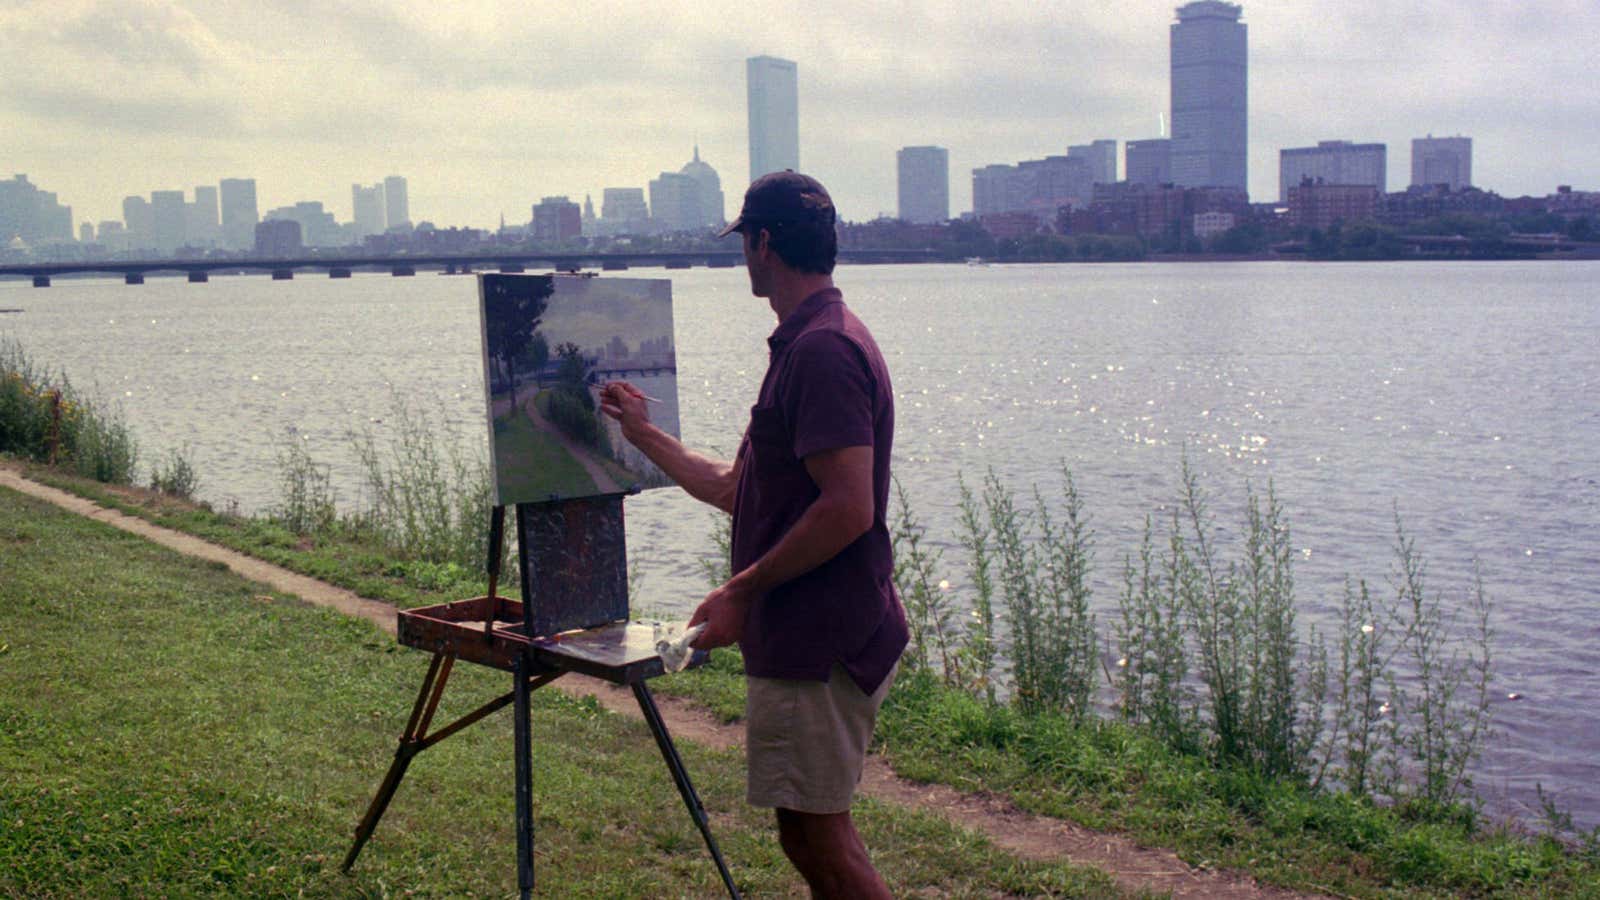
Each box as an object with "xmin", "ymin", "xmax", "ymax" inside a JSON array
[
  {"xmin": 1170, "ymin": 1, "xmax": 1247, "ymax": 193},
  {"xmin": 746, "ymin": 55, "xmax": 799, "ymax": 183},
  {"xmin": 897, "ymin": 146, "xmax": 949, "ymax": 224}
]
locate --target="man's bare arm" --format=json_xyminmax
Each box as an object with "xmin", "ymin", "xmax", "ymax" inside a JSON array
[
  {"xmin": 600, "ymin": 382, "xmax": 739, "ymax": 513},
  {"xmin": 688, "ymin": 444, "xmax": 874, "ymax": 648}
]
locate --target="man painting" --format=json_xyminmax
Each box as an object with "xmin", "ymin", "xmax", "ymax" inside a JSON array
[{"xmin": 601, "ymin": 171, "xmax": 906, "ymax": 898}]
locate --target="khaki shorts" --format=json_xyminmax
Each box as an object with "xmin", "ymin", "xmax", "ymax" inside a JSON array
[{"xmin": 745, "ymin": 662, "xmax": 896, "ymax": 814}]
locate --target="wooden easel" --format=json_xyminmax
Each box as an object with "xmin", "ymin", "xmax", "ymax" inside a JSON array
[{"xmin": 340, "ymin": 498, "xmax": 740, "ymax": 898}]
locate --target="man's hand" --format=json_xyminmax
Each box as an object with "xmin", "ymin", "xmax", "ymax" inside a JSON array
[
  {"xmin": 599, "ymin": 381, "xmax": 650, "ymax": 442},
  {"xmin": 687, "ymin": 579, "xmax": 754, "ymax": 650}
]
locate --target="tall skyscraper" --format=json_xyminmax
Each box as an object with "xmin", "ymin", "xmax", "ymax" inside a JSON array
[
  {"xmin": 897, "ymin": 146, "xmax": 950, "ymax": 224},
  {"xmin": 1279, "ymin": 140, "xmax": 1386, "ymax": 202},
  {"xmin": 1170, "ymin": 1, "xmax": 1247, "ymax": 193},
  {"xmin": 150, "ymin": 189, "xmax": 187, "ymax": 255},
  {"xmin": 1411, "ymin": 136, "xmax": 1472, "ymax": 190},
  {"xmin": 747, "ymin": 55, "xmax": 799, "ymax": 182},
  {"xmin": 1068, "ymin": 140, "xmax": 1119, "ymax": 186},
  {"xmin": 352, "ymin": 183, "xmax": 386, "ymax": 238},
  {"xmin": 1125, "ymin": 139, "xmax": 1172, "ymax": 184},
  {"xmin": 383, "ymin": 175, "xmax": 410, "ymax": 229},
  {"xmin": 219, "ymin": 178, "xmax": 258, "ymax": 251}
]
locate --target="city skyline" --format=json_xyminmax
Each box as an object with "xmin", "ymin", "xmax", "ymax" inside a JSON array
[{"xmin": 2, "ymin": 0, "xmax": 1596, "ymax": 228}]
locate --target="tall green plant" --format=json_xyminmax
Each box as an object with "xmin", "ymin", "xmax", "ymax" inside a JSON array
[
  {"xmin": 984, "ymin": 470, "xmax": 1045, "ymax": 712},
  {"xmin": 1312, "ymin": 577, "xmax": 1387, "ymax": 795},
  {"xmin": 1116, "ymin": 513, "xmax": 1199, "ymax": 752},
  {"xmin": 273, "ymin": 438, "xmax": 337, "ymax": 535},
  {"xmin": 1031, "ymin": 467, "xmax": 1098, "ymax": 722},
  {"xmin": 1382, "ymin": 515, "xmax": 1494, "ymax": 813},
  {"xmin": 350, "ymin": 396, "xmax": 493, "ymax": 570},
  {"xmin": 891, "ymin": 475, "xmax": 961, "ymax": 682},
  {"xmin": 955, "ymin": 475, "xmax": 998, "ymax": 701}
]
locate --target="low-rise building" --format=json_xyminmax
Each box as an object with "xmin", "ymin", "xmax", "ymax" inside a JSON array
[
  {"xmin": 1287, "ymin": 181, "xmax": 1379, "ymax": 230},
  {"xmin": 1193, "ymin": 211, "xmax": 1237, "ymax": 238},
  {"xmin": 254, "ymin": 219, "xmax": 302, "ymax": 257},
  {"xmin": 531, "ymin": 196, "xmax": 582, "ymax": 243}
]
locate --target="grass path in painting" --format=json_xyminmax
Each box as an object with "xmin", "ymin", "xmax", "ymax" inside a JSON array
[
  {"xmin": 521, "ymin": 389, "xmax": 622, "ymax": 494},
  {"xmin": 0, "ymin": 484, "xmax": 1126, "ymax": 898},
  {"xmin": 491, "ymin": 404, "xmax": 598, "ymax": 501}
]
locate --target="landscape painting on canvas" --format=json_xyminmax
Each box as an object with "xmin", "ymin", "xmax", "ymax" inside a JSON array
[{"xmin": 478, "ymin": 273, "xmax": 679, "ymax": 505}]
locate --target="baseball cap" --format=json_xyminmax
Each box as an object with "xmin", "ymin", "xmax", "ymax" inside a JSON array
[{"xmin": 717, "ymin": 170, "xmax": 836, "ymax": 238}]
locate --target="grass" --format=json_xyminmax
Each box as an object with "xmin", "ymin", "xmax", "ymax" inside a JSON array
[
  {"xmin": 20, "ymin": 462, "xmax": 481, "ymax": 611},
  {"xmin": 0, "ymin": 485, "xmax": 1126, "ymax": 898},
  {"xmin": 15, "ymin": 459, "xmax": 1600, "ymax": 897},
  {"xmin": 493, "ymin": 405, "xmax": 599, "ymax": 500},
  {"xmin": 658, "ymin": 657, "xmax": 1600, "ymax": 898}
]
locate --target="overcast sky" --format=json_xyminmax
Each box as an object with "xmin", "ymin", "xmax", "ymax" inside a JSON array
[{"xmin": 3, "ymin": 0, "xmax": 1596, "ymax": 229}]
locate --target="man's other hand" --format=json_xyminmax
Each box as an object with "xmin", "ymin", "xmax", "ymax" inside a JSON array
[{"xmin": 687, "ymin": 580, "xmax": 753, "ymax": 650}]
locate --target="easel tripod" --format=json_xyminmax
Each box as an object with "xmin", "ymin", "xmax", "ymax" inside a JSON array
[{"xmin": 340, "ymin": 498, "xmax": 740, "ymax": 898}]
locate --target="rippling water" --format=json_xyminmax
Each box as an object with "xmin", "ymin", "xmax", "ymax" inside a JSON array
[{"xmin": 4, "ymin": 260, "xmax": 1597, "ymax": 826}]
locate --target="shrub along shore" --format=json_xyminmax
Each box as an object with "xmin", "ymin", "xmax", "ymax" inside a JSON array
[{"xmin": 5, "ymin": 336, "xmax": 1599, "ymax": 896}]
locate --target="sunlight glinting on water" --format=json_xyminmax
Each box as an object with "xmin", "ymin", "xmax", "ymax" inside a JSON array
[{"xmin": 3, "ymin": 260, "xmax": 1598, "ymax": 828}]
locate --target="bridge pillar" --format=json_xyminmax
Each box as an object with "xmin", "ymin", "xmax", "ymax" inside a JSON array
[
  {"xmin": 392, "ymin": 265, "xmax": 415, "ymax": 277},
  {"xmin": 329, "ymin": 268, "xmax": 352, "ymax": 278},
  {"xmin": 31, "ymin": 275, "xmax": 50, "ymax": 288},
  {"xmin": 187, "ymin": 271, "xmax": 209, "ymax": 283},
  {"xmin": 125, "ymin": 272, "xmax": 144, "ymax": 285},
  {"xmin": 499, "ymin": 263, "xmax": 525, "ymax": 273},
  {"xmin": 271, "ymin": 269, "xmax": 294, "ymax": 280}
]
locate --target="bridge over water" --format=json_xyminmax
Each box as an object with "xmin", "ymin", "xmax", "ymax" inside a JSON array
[{"xmin": 0, "ymin": 248, "xmax": 939, "ymax": 287}]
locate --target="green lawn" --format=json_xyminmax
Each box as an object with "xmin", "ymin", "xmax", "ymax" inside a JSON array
[
  {"xmin": 0, "ymin": 485, "xmax": 1124, "ymax": 898},
  {"xmin": 492, "ymin": 407, "xmax": 598, "ymax": 501}
]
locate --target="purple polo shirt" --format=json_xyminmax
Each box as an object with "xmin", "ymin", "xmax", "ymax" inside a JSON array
[{"xmin": 730, "ymin": 287, "xmax": 908, "ymax": 695}]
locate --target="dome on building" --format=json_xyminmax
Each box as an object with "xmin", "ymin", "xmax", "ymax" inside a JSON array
[{"xmin": 678, "ymin": 146, "xmax": 726, "ymax": 228}]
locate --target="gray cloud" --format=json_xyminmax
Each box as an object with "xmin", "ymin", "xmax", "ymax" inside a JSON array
[
  {"xmin": 2, "ymin": 0, "xmax": 1595, "ymax": 226},
  {"xmin": 1, "ymin": 82, "xmax": 243, "ymax": 136}
]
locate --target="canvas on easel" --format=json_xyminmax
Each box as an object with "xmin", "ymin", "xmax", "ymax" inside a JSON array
[{"xmin": 478, "ymin": 273, "xmax": 680, "ymax": 504}]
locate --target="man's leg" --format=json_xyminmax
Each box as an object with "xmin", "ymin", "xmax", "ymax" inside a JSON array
[{"xmin": 775, "ymin": 807, "xmax": 891, "ymax": 899}]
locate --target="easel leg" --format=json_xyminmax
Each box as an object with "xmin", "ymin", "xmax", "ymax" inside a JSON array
[
  {"xmin": 343, "ymin": 652, "xmax": 454, "ymax": 873},
  {"xmin": 632, "ymin": 683, "xmax": 742, "ymax": 900},
  {"xmin": 514, "ymin": 653, "xmax": 536, "ymax": 899}
]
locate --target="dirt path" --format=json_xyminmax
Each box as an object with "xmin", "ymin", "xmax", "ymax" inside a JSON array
[{"xmin": 0, "ymin": 466, "xmax": 1323, "ymax": 900}]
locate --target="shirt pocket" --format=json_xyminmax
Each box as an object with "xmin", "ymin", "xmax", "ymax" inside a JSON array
[{"xmin": 745, "ymin": 403, "xmax": 805, "ymax": 487}]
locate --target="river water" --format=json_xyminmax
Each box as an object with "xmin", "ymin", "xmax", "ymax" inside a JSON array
[{"xmin": 4, "ymin": 261, "xmax": 1596, "ymax": 827}]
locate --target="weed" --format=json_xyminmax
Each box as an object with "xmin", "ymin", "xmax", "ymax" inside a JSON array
[
  {"xmin": 149, "ymin": 444, "xmax": 200, "ymax": 499},
  {"xmin": 349, "ymin": 395, "xmax": 494, "ymax": 570},
  {"xmin": 1, "ymin": 337, "xmax": 138, "ymax": 484},
  {"xmin": 1381, "ymin": 513, "xmax": 1494, "ymax": 813},
  {"xmin": 272, "ymin": 437, "xmax": 337, "ymax": 535},
  {"xmin": 891, "ymin": 474, "xmax": 960, "ymax": 681}
]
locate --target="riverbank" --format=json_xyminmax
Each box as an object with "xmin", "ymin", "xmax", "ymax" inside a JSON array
[
  {"xmin": 9, "ymin": 458, "xmax": 1599, "ymax": 898},
  {"xmin": 0, "ymin": 480, "xmax": 1141, "ymax": 897}
]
